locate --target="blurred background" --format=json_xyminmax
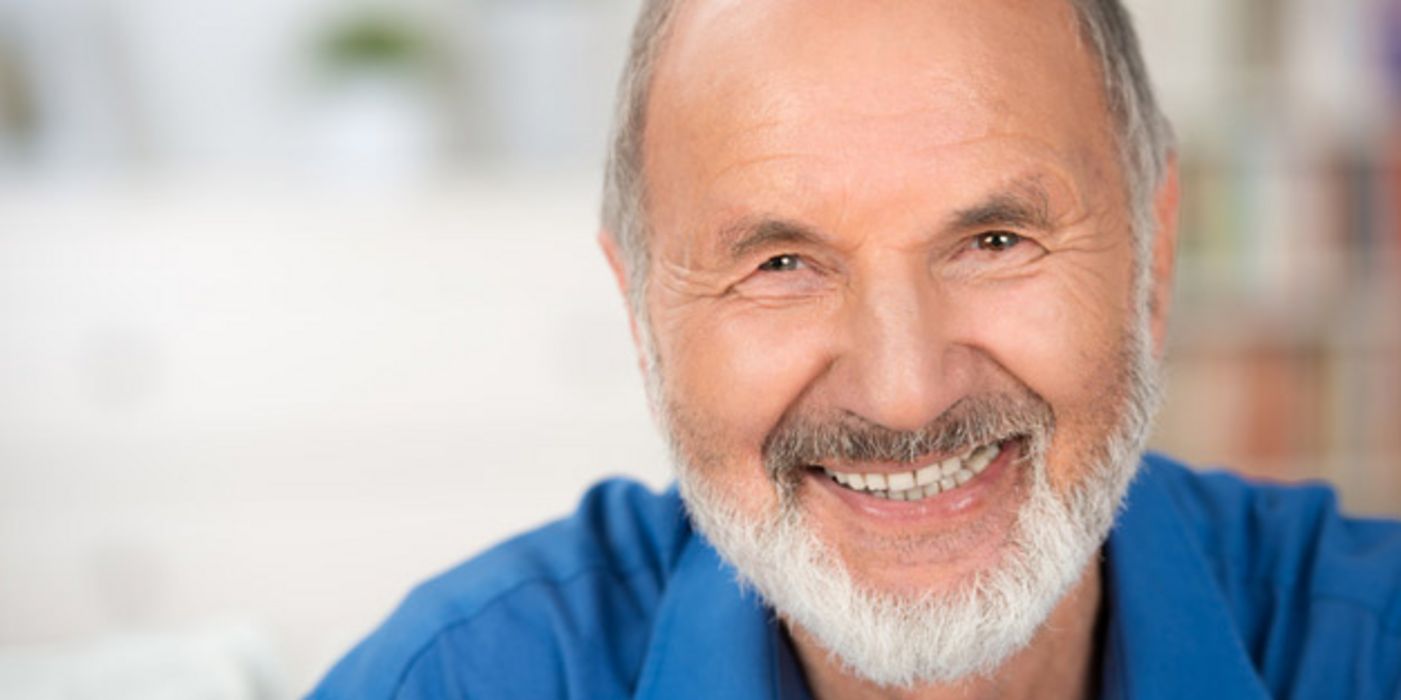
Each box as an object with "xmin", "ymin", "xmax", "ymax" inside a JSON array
[{"xmin": 0, "ymin": 0, "xmax": 1398, "ymax": 696}]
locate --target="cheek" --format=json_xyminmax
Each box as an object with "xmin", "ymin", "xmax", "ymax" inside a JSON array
[
  {"xmin": 661, "ymin": 304, "xmax": 835, "ymax": 468},
  {"xmin": 950, "ymin": 268, "xmax": 1134, "ymax": 476}
]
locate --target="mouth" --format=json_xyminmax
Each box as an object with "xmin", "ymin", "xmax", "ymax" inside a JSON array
[{"xmin": 809, "ymin": 437, "xmax": 1022, "ymax": 502}]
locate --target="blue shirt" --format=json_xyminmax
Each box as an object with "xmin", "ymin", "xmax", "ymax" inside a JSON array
[{"xmin": 311, "ymin": 454, "xmax": 1401, "ymax": 698}]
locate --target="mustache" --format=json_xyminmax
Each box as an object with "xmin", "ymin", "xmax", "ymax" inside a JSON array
[{"xmin": 761, "ymin": 391, "xmax": 1055, "ymax": 486}]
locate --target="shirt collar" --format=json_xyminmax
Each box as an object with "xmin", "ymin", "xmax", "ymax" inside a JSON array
[{"xmin": 1098, "ymin": 456, "xmax": 1270, "ymax": 699}]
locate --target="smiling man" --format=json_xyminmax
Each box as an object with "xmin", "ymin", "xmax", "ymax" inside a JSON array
[{"xmin": 313, "ymin": 1, "xmax": 1401, "ymax": 699}]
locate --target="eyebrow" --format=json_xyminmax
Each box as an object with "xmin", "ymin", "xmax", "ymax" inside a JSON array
[
  {"xmin": 945, "ymin": 178, "xmax": 1056, "ymax": 234},
  {"xmin": 722, "ymin": 218, "xmax": 827, "ymax": 261}
]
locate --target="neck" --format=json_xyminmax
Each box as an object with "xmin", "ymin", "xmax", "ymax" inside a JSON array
[{"xmin": 790, "ymin": 560, "xmax": 1104, "ymax": 700}]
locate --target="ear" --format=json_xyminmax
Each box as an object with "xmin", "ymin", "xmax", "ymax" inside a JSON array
[
  {"xmin": 597, "ymin": 230, "xmax": 649, "ymax": 375},
  {"xmin": 1147, "ymin": 155, "xmax": 1181, "ymax": 359}
]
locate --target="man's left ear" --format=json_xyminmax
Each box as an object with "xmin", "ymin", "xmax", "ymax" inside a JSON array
[{"xmin": 1148, "ymin": 155, "xmax": 1181, "ymax": 358}]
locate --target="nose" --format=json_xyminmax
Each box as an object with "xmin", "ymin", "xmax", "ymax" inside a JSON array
[{"xmin": 829, "ymin": 269, "xmax": 971, "ymax": 433}]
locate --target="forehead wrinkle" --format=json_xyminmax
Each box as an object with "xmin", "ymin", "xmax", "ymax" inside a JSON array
[{"xmin": 700, "ymin": 151, "xmax": 808, "ymax": 194}]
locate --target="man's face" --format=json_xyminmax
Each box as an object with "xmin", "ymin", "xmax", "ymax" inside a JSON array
[{"xmin": 623, "ymin": 0, "xmax": 1170, "ymax": 683}]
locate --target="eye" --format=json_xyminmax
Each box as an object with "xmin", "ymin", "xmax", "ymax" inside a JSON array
[
  {"xmin": 757, "ymin": 254, "xmax": 805, "ymax": 272},
  {"xmin": 731, "ymin": 252, "xmax": 830, "ymax": 300},
  {"xmin": 946, "ymin": 230, "xmax": 1046, "ymax": 277},
  {"xmin": 972, "ymin": 231, "xmax": 1023, "ymax": 252}
]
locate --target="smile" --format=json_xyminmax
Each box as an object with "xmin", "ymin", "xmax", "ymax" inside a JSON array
[{"xmin": 817, "ymin": 440, "xmax": 1011, "ymax": 502}]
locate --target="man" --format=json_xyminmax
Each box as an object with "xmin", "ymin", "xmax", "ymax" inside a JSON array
[{"xmin": 313, "ymin": 1, "xmax": 1401, "ymax": 698}]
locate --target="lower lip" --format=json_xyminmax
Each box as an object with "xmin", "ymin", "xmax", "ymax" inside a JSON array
[{"xmin": 804, "ymin": 441, "xmax": 1021, "ymax": 522}]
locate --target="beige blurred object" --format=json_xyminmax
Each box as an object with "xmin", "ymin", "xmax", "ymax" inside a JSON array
[{"xmin": 0, "ymin": 36, "xmax": 37, "ymax": 161}]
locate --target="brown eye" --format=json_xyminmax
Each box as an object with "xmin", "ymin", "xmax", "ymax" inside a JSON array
[
  {"xmin": 758, "ymin": 254, "xmax": 804, "ymax": 272},
  {"xmin": 973, "ymin": 231, "xmax": 1022, "ymax": 252}
]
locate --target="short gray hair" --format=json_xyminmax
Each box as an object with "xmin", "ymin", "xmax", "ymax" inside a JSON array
[{"xmin": 601, "ymin": 0, "xmax": 1175, "ymax": 310}]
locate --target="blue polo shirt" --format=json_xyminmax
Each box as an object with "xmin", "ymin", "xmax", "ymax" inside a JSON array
[{"xmin": 311, "ymin": 454, "xmax": 1401, "ymax": 698}]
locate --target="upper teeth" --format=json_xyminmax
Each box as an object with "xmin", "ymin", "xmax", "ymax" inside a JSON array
[{"xmin": 821, "ymin": 442, "xmax": 1002, "ymax": 501}]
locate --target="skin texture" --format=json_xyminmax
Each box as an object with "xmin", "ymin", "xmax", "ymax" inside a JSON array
[{"xmin": 600, "ymin": 0, "xmax": 1180, "ymax": 697}]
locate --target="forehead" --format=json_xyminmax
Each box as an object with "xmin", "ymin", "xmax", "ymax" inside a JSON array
[{"xmin": 642, "ymin": 0, "xmax": 1119, "ymax": 235}]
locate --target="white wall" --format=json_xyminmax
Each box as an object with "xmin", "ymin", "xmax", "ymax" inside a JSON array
[{"xmin": 0, "ymin": 175, "xmax": 670, "ymax": 693}]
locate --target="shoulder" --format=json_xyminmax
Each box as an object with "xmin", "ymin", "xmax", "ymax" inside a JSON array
[
  {"xmin": 311, "ymin": 478, "xmax": 691, "ymax": 699},
  {"xmin": 1145, "ymin": 454, "xmax": 1401, "ymax": 614},
  {"xmin": 1143, "ymin": 453, "xmax": 1401, "ymax": 695}
]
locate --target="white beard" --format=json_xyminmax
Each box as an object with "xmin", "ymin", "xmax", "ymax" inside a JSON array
[{"xmin": 661, "ymin": 319, "xmax": 1162, "ymax": 688}]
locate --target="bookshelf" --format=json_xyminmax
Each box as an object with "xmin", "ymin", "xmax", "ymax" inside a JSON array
[{"xmin": 1138, "ymin": 0, "xmax": 1401, "ymax": 514}]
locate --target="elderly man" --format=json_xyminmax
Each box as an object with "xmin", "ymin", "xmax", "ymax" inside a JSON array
[{"xmin": 314, "ymin": 1, "xmax": 1401, "ymax": 698}]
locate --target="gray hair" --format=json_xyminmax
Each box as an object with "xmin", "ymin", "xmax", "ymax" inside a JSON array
[{"xmin": 600, "ymin": 0, "xmax": 1175, "ymax": 312}]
